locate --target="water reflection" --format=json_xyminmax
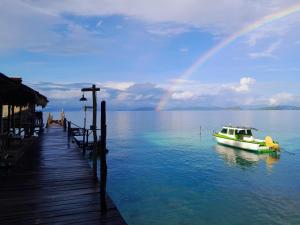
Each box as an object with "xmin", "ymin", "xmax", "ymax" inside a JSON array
[{"xmin": 214, "ymin": 144, "xmax": 280, "ymax": 169}]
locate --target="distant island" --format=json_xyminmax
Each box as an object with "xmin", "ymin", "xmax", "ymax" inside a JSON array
[
  {"xmin": 167, "ymin": 105, "xmax": 300, "ymax": 111},
  {"xmin": 256, "ymin": 106, "xmax": 300, "ymax": 110},
  {"xmin": 46, "ymin": 105, "xmax": 300, "ymax": 111}
]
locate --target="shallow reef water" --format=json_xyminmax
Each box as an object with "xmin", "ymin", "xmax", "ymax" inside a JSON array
[{"xmin": 62, "ymin": 110, "xmax": 300, "ymax": 225}]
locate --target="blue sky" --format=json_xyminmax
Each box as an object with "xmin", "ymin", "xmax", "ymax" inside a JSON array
[{"xmin": 1, "ymin": 0, "xmax": 300, "ymax": 110}]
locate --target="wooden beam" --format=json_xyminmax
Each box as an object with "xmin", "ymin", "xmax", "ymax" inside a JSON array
[{"xmin": 81, "ymin": 87, "xmax": 100, "ymax": 92}]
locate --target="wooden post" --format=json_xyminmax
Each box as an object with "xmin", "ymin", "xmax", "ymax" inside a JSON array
[
  {"xmin": 67, "ymin": 121, "xmax": 71, "ymax": 137},
  {"xmin": 100, "ymin": 100, "xmax": 107, "ymax": 211},
  {"xmin": 63, "ymin": 118, "xmax": 67, "ymax": 131},
  {"xmin": 0, "ymin": 103, "xmax": 3, "ymax": 135},
  {"xmin": 81, "ymin": 85, "xmax": 100, "ymax": 178},
  {"xmin": 83, "ymin": 107, "xmax": 87, "ymax": 155},
  {"xmin": 29, "ymin": 104, "xmax": 35, "ymax": 136},
  {"xmin": 8, "ymin": 105, "xmax": 11, "ymax": 134},
  {"xmin": 92, "ymin": 84, "xmax": 98, "ymax": 179},
  {"xmin": 82, "ymin": 128, "xmax": 86, "ymax": 155},
  {"xmin": 18, "ymin": 106, "xmax": 22, "ymax": 135},
  {"xmin": 12, "ymin": 105, "xmax": 15, "ymax": 135},
  {"xmin": 86, "ymin": 129, "xmax": 89, "ymax": 150}
]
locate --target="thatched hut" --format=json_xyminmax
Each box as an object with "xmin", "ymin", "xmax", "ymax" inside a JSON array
[{"xmin": 0, "ymin": 72, "xmax": 48, "ymax": 137}]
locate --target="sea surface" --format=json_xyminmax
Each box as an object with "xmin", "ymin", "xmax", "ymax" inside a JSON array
[{"xmin": 52, "ymin": 110, "xmax": 300, "ymax": 225}]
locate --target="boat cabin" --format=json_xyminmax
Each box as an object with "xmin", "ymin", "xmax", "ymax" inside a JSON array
[{"xmin": 219, "ymin": 126, "xmax": 257, "ymax": 141}]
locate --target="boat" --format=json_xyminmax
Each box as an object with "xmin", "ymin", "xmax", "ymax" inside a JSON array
[{"xmin": 213, "ymin": 126, "xmax": 280, "ymax": 153}]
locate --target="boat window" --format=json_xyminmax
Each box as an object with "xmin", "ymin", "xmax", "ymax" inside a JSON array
[
  {"xmin": 221, "ymin": 128, "xmax": 228, "ymax": 134},
  {"xmin": 228, "ymin": 129, "xmax": 234, "ymax": 135},
  {"xmin": 237, "ymin": 130, "xmax": 246, "ymax": 135},
  {"xmin": 247, "ymin": 130, "xmax": 253, "ymax": 136}
]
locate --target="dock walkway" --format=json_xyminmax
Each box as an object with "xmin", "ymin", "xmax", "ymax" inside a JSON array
[{"xmin": 0, "ymin": 125, "xmax": 127, "ymax": 225}]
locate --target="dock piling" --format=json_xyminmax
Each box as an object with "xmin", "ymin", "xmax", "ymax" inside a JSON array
[
  {"xmin": 67, "ymin": 121, "xmax": 71, "ymax": 137},
  {"xmin": 63, "ymin": 118, "xmax": 67, "ymax": 131},
  {"xmin": 100, "ymin": 100, "xmax": 107, "ymax": 211}
]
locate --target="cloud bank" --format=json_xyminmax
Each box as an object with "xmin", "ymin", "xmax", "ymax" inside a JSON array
[
  {"xmin": 30, "ymin": 77, "xmax": 300, "ymax": 110},
  {"xmin": 1, "ymin": 0, "xmax": 300, "ymax": 54}
]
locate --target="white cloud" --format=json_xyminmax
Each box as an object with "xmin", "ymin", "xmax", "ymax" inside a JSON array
[
  {"xmin": 30, "ymin": 77, "xmax": 300, "ymax": 110},
  {"xmin": 1, "ymin": 0, "xmax": 300, "ymax": 53},
  {"xmin": 180, "ymin": 48, "xmax": 189, "ymax": 53},
  {"xmin": 116, "ymin": 92, "xmax": 132, "ymax": 101},
  {"xmin": 163, "ymin": 77, "xmax": 256, "ymax": 96},
  {"xmin": 231, "ymin": 77, "xmax": 256, "ymax": 93},
  {"xmin": 47, "ymin": 89, "xmax": 81, "ymax": 99},
  {"xmin": 249, "ymin": 40, "xmax": 281, "ymax": 59},
  {"xmin": 102, "ymin": 81, "xmax": 135, "ymax": 90},
  {"xmin": 147, "ymin": 24, "xmax": 190, "ymax": 36},
  {"xmin": 0, "ymin": 0, "xmax": 112, "ymax": 54},
  {"xmin": 245, "ymin": 23, "xmax": 289, "ymax": 47},
  {"xmin": 22, "ymin": 0, "xmax": 300, "ymax": 34},
  {"xmin": 172, "ymin": 91, "xmax": 195, "ymax": 100},
  {"xmin": 96, "ymin": 20, "xmax": 103, "ymax": 28},
  {"xmin": 269, "ymin": 93, "xmax": 296, "ymax": 106}
]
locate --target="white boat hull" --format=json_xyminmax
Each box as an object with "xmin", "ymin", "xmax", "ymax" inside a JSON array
[{"xmin": 215, "ymin": 136, "xmax": 269, "ymax": 152}]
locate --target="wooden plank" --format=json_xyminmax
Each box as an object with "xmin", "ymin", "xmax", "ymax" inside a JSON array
[{"xmin": 0, "ymin": 125, "xmax": 127, "ymax": 225}]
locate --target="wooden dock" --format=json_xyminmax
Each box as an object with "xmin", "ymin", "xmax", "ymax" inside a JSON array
[{"xmin": 0, "ymin": 125, "xmax": 127, "ymax": 225}]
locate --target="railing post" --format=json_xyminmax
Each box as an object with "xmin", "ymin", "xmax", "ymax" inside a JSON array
[
  {"xmin": 100, "ymin": 100, "xmax": 107, "ymax": 211},
  {"xmin": 46, "ymin": 112, "xmax": 52, "ymax": 128},
  {"xmin": 82, "ymin": 128, "xmax": 86, "ymax": 155},
  {"xmin": 18, "ymin": 106, "xmax": 22, "ymax": 135},
  {"xmin": 67, "ymin": 121, "xmax": 71, "ymax": 137},
  {"xmin": 63, "ymin": 118, "xmax": 67, "ymax": 131},
  {"xmin": 12, "ymin": 105, "xmax": 15, "ymax": 135},
  {"xmin": 86, "ymin": 129, "xmax": 89, "ymax": 150}
]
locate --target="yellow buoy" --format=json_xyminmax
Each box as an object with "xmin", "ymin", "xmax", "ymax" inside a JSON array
[{"xmin": 265, "ymin": 136, "xmax": 280, "ymax": 151}]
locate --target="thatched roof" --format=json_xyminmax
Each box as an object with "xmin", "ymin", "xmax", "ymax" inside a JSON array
[{"xmin": 0, "ymin": 72, "xmax": 48, "ymax": 107}]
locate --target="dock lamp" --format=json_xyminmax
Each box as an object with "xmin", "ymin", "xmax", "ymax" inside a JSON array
[{"xmin": 80, "ymin": 93, "xmax": 87, "ymax": 102}]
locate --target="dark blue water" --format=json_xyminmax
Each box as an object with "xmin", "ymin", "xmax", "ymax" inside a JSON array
[{"xmin": 57, "ymin": 110, "xmax": 300, "ymax": 225}]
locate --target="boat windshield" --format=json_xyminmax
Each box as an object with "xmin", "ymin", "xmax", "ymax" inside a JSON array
[
  {"xmin": 237, "ymin": 129, "xmax": 253, "ymax": 136},
  {"xmin": 221, "ymin": 128, "xmax": 228, "ymax": 134}
]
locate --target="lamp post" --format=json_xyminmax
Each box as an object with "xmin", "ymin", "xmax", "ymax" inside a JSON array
[
  {"xmin": 81, "ymin": 85, "xmax": 100, "ymax": 178},
  {"xmin": 80, "ymin": 85, "xmax": 108, "ymax": 212},
  {"xmin": 79, "ymin": 94, "xmax": 87, "ymax": 154}
]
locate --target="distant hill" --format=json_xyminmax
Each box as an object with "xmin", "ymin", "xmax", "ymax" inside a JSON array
[
  {"xmin": 167, "ymin": 105, "xmax": 300, "ymax": 111},
  {"xmin": 257, "ymin": 105, "xmax": 300, "ymax": 110},
  {"xmin": 43, "ymin": 104, "xmax": 300, "ymax": 112}
]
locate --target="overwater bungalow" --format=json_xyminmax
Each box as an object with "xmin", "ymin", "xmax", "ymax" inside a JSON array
[{"xmin": 0, "ymin": 72, "xmax": 48, "ymax": 166}]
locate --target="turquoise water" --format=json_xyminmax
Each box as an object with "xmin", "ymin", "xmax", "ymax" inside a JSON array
[{"xmin": 60, "ymin": 110, "xmax": 300, "ymax": 225}]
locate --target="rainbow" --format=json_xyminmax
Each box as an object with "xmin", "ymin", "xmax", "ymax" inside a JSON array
[{"xmin": 156, "ymin": 3, "xmax": 300, "ymax": 111}]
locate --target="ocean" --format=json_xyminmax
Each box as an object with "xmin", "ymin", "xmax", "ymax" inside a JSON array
[{"xmin": 55, "ymin": 110, "xmax": 300, "ymax": 225}]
